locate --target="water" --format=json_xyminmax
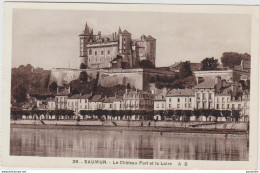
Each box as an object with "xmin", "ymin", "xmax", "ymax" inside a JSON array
[{"xmin": 10, "ymin": 128, "xmax": 249, "ymax": 161}]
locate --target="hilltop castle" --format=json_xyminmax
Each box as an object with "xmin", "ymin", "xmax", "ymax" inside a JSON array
[
  {"xmin": 49, "ymin": 22, "xmax": 173, "ymax": 91},
  {"xmin": 79, "ymin": 22, "xmax": 156, "ymax": 69}
]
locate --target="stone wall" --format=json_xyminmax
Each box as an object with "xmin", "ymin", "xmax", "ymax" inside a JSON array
[
  {"xmin": 11, "ymin": 120, "xmax": 248, "ymax": 130},
  {"xmin": 49, "ymin": 68, "xmax": 175, "ymax": 90}
]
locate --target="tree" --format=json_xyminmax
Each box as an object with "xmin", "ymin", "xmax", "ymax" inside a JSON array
[
  {"xmin": 179, "ymin": 61, "xmax": 192, "ymax": 78},
  {"xmin": 175, "ymin": 110, "xmax": 182, "ymax": 121},
  {"xmin": 79, "ymin": 71, "xmax": 88, "ymax": 83},
  {"xmin": 201, "ymin": 57, "xmax": 218, "ymax": 71},
  {"xmin": 127, "ymin": 83, "xmax": 131, "ymax": 90},
  {"xmin": 139, "ymin": 60, "xmax": 155, "ymax": 69},
  {"xmin": 247, "ymin": 80, "xmax": 250, "ymax": 91},
  {"xmin": 221, "ymin": 52, "xmax": 250, "ymax": 69},
  {"xmin": 184, "ymin": 110, "xmax": 192, "ymax": 122},
  {"xmin": 49, "ymin": 82, "xmax": 58, "ymax": 93},
  {"xmin": 212, "ymin": 110, "xmax": 221, "ymax": 121},
  {"xmin": 13, "ymin": 84, "xmax": 27, "ymax": 103},
  {"xmin": 80, "ymin": 63, "xmax": 87, "ymax": 69},
  {"xmin": 239, "ymin": 80, "xmax": 246, "ymax": 90},
  {"xmin": 232, "ymin": 110, "xmax": 240, "ymax": 122},
  {"xmin": 222, "ymin": 110, "xmax": 231, "ymax": 121}
]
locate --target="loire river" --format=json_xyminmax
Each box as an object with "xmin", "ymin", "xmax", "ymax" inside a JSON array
[{"xmin": 10, "ymin": 128, "xmax": 249, "ymax": 161}]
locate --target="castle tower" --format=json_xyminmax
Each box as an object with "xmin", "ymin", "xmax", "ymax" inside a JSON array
[
  {"xmin": 118, "ymin": 28, "xmax": 133, "ymax": 67},
  {"xmin": 79, "ymin": 22, "xmax": 90, "ymax": 68}
]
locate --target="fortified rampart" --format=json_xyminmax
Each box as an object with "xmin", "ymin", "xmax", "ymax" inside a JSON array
[{"xmin": 49, "ymin": 68, "xmax": 175, "ymax": 90}]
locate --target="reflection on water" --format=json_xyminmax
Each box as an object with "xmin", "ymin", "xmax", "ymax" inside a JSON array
[{"xmin": 10, "ymin": 128, "xmax": 249, "ymax": 160}]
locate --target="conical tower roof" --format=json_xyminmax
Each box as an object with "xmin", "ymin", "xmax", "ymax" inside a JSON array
[
  {"xmin": 118, "ymin": 27, "xmax": 122, "ymax": 34},
  {"xmin": 83, "ymin": 22, "xmax": 90, "ymax": 35}
]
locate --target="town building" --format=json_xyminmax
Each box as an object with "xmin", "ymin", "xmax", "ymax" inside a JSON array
[
  {"xmin": 194, "ymin": 79, "xmax": 216, "ymax": 109},
  {"xmin": 165, "ymin": 89, "xmax": 195, "ymax": 110},
  {"xmin": 154, "ymin": 88, "xmax": 168, "ymax": 110},
  {"xmin": 215, "ymin": 87, "xmax": 232, "ymax": 110},
  {"xmin": 233, "ymin": 59, "xmax": 251, "ymax": 81},
  {"xmin": 193, "ymin": 70, "xmax": 233, "ymax": 84},
  {"xmin": 67, "ymin": 94, "xmax": 81, "ymax": 112},
  {"xmin": 169, "ymin": 61, "xmax": 201, "ymax": 72},
  {"xmin": 78, "ymin": 94, "xmax": 92, "ymax": 111},
  {"xmin": 47, "ymin": 99, "xmax": 56, "ymax": 110},
  {"xmin": 79, "ymin": 22, "xmax": 156, "ymax": 69},
  {"xmin": 122, "ymin": 90, "xmax": 154, "ymax": 110},
  {"xmin": 102, "ymin": 97, "xmax": 115, "ymax": 110},
  {"xmin": 89, "ymin": 95, "xmax": 104, "ymax": 110},
  {"xmin": 55, "ymin": 87, "xmax": 70, "ymax": 110}
]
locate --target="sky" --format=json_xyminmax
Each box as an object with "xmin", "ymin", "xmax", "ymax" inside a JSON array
[{"xmin": 12, "ymin": 9, "xmax": 251, "ymax": 69}]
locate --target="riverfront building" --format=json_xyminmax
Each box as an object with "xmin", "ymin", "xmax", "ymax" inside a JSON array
[{"xmin": 165, "ymin": 89, "xmax": 195, "ymax": 110}]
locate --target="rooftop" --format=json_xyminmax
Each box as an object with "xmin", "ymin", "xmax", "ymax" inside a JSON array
[
  {"xmin": 166, "ymin": 89, "xmax": 194, "ymax": 97},
  {"xmin": 68, "ymin": 94, "xmax": 81, "ymax": 99},
  {"xmin": 195, "ymin": 79, "xmax": 216, "ymax": 89},
  {"xmin": 79, "ymin": 94, "xmax": 92, "ymax": 99},
  {"xmin": 90, "ymin": 95, "xmax": 102, "ymax": 102}
]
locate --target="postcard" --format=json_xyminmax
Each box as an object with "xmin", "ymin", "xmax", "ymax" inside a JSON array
[{"xmin": 1, "ymin": 2, "xmax": 259, "ymax": 169}]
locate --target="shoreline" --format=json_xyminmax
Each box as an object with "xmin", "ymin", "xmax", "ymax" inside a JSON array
[{"xmin": 11, "ymin": 124, "xmax": 249, "ymax": 136}]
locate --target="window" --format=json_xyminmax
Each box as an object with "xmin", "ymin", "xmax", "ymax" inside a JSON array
[
  {"xmin": 108, "ymin": 50, "xmax": 110, "ymax": 54},
  {"xmin": 189, "ymin": 103, "xmax": 192, "ymax": 108},
  {"xmin": 238, "ymin": 104, "xmax": 241, "ymax": 109},
  {"xmin": 156, "ymin": 104, "xmax": 159, "ymax": 108},
  {"xmin": 189, "ymin": 98, "xmax": 192, "ymax": 102},
  {"xmin": 185, "ymin": 98, "xmax": 188, "ymax": 102},
  {"xmin": 178, "ymin": 98, "xmax": 180, "ymax": 102},
  {"xmin": 227, "ymin": 98, "xmax": 230, "ymax": 102},
  {"xmin": 197, "ymin": 93, "xmax": 201, "ymax": 99},
  {"xmin": 209, "ymin": 93, "xmax": 212, "ymax": 99},
  {"xmin": 203, "ymin": 93, "xmax": 207, "ymax": 99},
  {"xmin": 227, "ymin": 104, "xmax": 230, "ymax": 109},
  {"xmin": 169, "ymin": 98, "xmax": 172, "ymax": 102},
  {"xmin": 110, "ymin": 104, "xmax": 112, "ymax": 108},
  {"xmin": 95, "ymin": 51, "xmax": 97, "ymax": 55},
  {"xmin": 222, "ymin": 98, "xmax": 225, "ymax": 102},
  {"xmin": 162, "ymin": 103, "xmax": 164, "ymax": 108},
  {"xmin": 101, "ymin": 51, "xmax": 104, "ymax": 55},
  {"xmin": 222, "ymin": 104, "xmax": 224, "ymax": 109},
  {"xmin": 232, "ymin": 104, "xmax": 235, "ymax": 109},
  {"xmin": 89, "ymin": 49, "xmax": 92, "ymax": 55},
  {"xmin": 185, "ymin": 103, "xmax": 187, "ymax": 108},
  {"xmin": 169, "ymin": 104, "xmax": 171, "ymax": 108},
  {"xmin": 85, "ymin": 105, "xmax": 87, "ymax": 109},
  {"xmin": 216, "ymin": 104, "xmax": 219, "ymax": 109},
  {"xmin": 177, "ymin": 104, "xmax": 180, "ymax": 108}
]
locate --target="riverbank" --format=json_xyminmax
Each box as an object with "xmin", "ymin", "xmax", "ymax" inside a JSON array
[
  {"xmin": 11, "ymin": 123, "xmax": 249, "ymax": 135},
  {"xmin": 11, "ymin": 119, "xmax": 249, "ymax": 130}
]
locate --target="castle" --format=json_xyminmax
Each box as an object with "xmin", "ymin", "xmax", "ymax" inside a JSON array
[
  {"xmin": 79, "ymin": 22, "xmax": 156, "ymax": 69},
  {"xmin": 49, "ymin": 22, "xmax": 174, "ymax": 91}
]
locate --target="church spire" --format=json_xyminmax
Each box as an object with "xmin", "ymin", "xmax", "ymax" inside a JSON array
[{"xmin": 84, "ymin": 22, "xmax": 90, "ymax": 35}]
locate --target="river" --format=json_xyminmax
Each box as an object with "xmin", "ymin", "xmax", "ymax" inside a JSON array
[{"xmin": 10, "ymin": 127, "xmax": 249, "ymax": 160}]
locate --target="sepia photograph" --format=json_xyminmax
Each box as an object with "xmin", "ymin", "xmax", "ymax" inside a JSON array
[{"xmin": 1, "ymin": 2, "xmax": 259, "ymax": 169}]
